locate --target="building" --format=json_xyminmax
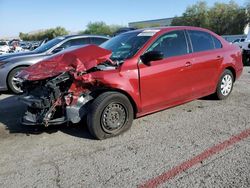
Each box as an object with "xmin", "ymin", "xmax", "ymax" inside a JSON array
[{"xmin": 128, "ymin": 17, "xmax": 174, "ymax": 28}]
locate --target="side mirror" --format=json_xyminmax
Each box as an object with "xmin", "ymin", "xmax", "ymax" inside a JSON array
[
  {"xmin": 140, "ymin": 51, "xmax": 164, "ymax": 66},
  {"xmin": 52, "ymin": 46, "xmax": 64, "ymax": 54}
]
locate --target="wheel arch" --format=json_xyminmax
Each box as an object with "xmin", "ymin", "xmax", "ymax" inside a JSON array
[
  {"xmin": 91, "ymin": 88, "xmax": 138, "ymax": 119},
  {"xmin": 6, "ymin": 65, "xmax": 29, "ymax": 87},
  {"xmin": 224, "ymin": 66, "xmax": 236, "ymax": 82}
]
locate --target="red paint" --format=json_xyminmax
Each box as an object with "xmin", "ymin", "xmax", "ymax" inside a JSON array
[
  {"xmin": 135, "ymin": 27, "xmax": 242, "ymax": 116},
  {"xmin": 139, "ymin": 128, "xmax": 250, "ymax": 188},
  {"xmin": 18, "ymin": 45, "xmax": 112, "ymax": 81},
  {"xmin": 19, "ymin": 26, "xmax": 243, "ymax": 117}
]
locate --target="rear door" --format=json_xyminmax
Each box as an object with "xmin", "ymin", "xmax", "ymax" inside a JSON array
[
  {"xmin": 187, "ymin": 30, "xmax": 223, "ymax": 97},
  {"xmin": 139, "ymin": 30, "xmax": 195, "ymax": 112}
]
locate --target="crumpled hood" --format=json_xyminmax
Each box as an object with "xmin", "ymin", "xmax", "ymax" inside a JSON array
[{"xmin": 18, "ymin": 45, "xmax": 112, "ymax": 81}]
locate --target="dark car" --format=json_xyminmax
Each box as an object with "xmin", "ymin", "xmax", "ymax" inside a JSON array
[
  {"xmin": 113, "ymin": 27, "xmax": 136, "ymax": 36},
  {"xmin": 0, "ymin": 34, "xmax": 109, "ymax": 93},
  {"xmin": 17, "ymin": 27, "xmax": 243, "ymax": 139}
]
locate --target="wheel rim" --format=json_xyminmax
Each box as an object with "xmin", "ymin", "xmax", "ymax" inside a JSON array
[
  {"xmin": 220, "ymin": 74, "xmax": 233, "ymax": 96},
  {"xmin": 101, "ymin": 102, "xmax": 127, "ymax": 134},
  {"xmin": 11, "ymin": 74, "xmax": 23, "ymax": 93}
]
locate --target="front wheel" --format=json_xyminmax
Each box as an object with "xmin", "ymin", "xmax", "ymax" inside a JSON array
[
  {"xmin": 215, "ymin": 69, "xmax": 234, "ymax": 100},
  {"xmin": 87, "ymin": 92, "xmax": 134, "ymax": 140},
  {"xmin": 7, "ymin": 66, "xmax": 27, "ymax": 94}
]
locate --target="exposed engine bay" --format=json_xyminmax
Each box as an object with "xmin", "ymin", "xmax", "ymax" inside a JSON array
[{"xmin": 17, "ymin": 45, "xmax": 117, "ymax": 126}]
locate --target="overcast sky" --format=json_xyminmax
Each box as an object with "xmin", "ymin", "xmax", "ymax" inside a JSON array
[{"xmin": 0, "ymin": 0, "xmax": 246, "ymax": 37}]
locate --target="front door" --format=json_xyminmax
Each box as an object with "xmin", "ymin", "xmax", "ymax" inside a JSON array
[{"xmin": 138, "ymin": 30, "xmax": 195, "ymax": 113}]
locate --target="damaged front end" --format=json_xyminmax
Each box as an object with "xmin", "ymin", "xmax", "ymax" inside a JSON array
[
  {"xmin": 17, "ymin": 45, "xmax": 116, "ymax": 126},
  {"xmin": 19, "ymin": 72, "xmax": 76, "ymax": 126}
]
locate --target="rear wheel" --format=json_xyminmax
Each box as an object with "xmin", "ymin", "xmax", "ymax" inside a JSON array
[
  {"xmin": 87, "ymin": 92, "xmax": 134, "ymax": 140},
  {"xmin": 7, "ymin": 66, "xmax": 26, "ymax": 94},
  {"xmin": 215, "ymin": 69, "xmax": 234, "ymax": 100}
]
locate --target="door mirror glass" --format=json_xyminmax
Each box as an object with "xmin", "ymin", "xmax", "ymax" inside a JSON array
[{"xmin": 140, "ymin": 51, "xmax": 164, "ymax": 65}]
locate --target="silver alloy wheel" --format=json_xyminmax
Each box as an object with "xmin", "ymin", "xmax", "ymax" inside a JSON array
[
  {"xmin": 221, "ymin": 74, "xmax": 233, "ymax": 96},
  {"xmin": 11, "ymin": 73, "xmax": 23, "ymax": 93}
]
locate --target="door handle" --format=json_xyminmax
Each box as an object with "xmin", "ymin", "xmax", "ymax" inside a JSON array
[
  {"xmin": 185, "ymin": 62, "xmax": 192, "ymax": 67},
  {"xmin": 216, "ymin": 55, "xmax": 222, "ymax": 59}
]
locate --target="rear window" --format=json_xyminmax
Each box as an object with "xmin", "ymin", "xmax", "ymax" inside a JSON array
[
  {"xmin": 91, "ymin": 37, "xmax": 108, "ymax": 45},
  {"xmin": 188, "ymin": 30, "xmax": 214, "ymax": 52},
  {"xmin": 211, "ymin": 35, "xmax": 223, "ymax": 49}
]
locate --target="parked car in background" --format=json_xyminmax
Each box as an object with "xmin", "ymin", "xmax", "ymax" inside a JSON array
[
  {"xmin": 39, "ymin": 38, "xmax": 49, "ymax": 46},
  {"xmin": 0, "ymin": 34, "xmax": 110, "ymax": 93},
  {"xmin": 28, "ymin": 39, "xmax": 49, "ymax": 51},
  {"xmin": 17, "ymin": 26, "xmax": 243, "ymax": 139},
  {"xmin": 231, "ymin": 37, "xmax": 250, "ymax": 66},
  {"xmin": 232, "ymin": 38, "xmax": 246, "ymax": 45},
  {"xmin": 113, "ymin": 27, "xmax": 136, "ymax": 36},
  {"xmin": 19, "ymin": 41, "xmax": 32, "ymax": 50},
  {"xmin": 0, "ymin": 41, "xmax": 10, "ymax": 55},
  {"xmin": 241, "ymin": 43, "xmax": 250, "ymax": 66}
]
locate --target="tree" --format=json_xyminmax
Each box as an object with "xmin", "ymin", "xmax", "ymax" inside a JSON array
[
  {"xmin": 80, "ymin": 22, "xmax": 112, "ymax": 35},
  {"xmin": 245, "ymin": 0, "xmax": 250, "ymax": 23},
  {"xmin": 208, "ymin": 1, "xmax": 247, "ymax": 35},
  {"xmin": 171, "ymin": 1, "xmax": 209, "ymax": 28},
  {"xmin": 79, "ymin": 22, "xmax": 124, "ymax": 36},
  {"xmin": 19, "ymin": 27, "xmax": 69, "ymax": 41},
  {"xmin": 171, "ymin": 0, "xmax": 248, "ymax": 35}
]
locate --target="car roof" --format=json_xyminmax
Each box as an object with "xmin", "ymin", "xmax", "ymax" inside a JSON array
[
  {"xmin": 121, "ymin": 26, "xmax": 215, "ymax": 35},
  {"xmin": 62, "ymin": 34, "xmax": 110, "ymax": 39}
]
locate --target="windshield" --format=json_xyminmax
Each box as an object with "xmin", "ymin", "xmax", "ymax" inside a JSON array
[
  {"xmin": 33, "ymin": 37, "xmax": 65, "ymax": 53},
  {"xmin": 100, "ymin": 31, "xmax": 152, "ymax": 61}
]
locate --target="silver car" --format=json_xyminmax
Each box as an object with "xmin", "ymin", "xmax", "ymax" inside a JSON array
[{"xmin": 0, "ymin": 35, "xmax": 109, "ymax": 93}]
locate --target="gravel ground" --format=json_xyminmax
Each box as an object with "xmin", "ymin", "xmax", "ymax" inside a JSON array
[{"xmin": 0, "ymin": 67, "xmax": 250, "ymax": 188}]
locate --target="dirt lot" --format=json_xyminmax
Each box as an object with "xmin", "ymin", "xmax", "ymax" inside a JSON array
[{"xmin": 0, "ymin": 67, "xmax": 250, "ymax": 188}]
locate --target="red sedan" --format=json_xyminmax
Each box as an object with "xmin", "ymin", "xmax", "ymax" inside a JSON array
[{"xmin": 18, "ymin": 26, "xmax": 243, "ymax": 139}]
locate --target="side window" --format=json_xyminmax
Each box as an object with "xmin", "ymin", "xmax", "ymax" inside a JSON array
[
  {"xmin": 91, "ymin": 37, "xmax": 108, "ymax": 45},
  {"xmin": 147, "ymin": 30, "xmax": 188, "ymax": 58},
  {"xmin": 211, "ymin": 35, "xmax": 223, "ymax": 49},
  {"xmin": 61, "ymin": 38, "xmax": 90, "ymax": 48},
  {"xmin": 188, "ymin": 30, "xmax": 214, "ymax": 52}
]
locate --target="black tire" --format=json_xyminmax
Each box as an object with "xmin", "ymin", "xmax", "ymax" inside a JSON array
[
  {"xmin": 215, "ymin": 69, "xmax": 234, "ymax": 100},
  {"xmin": 242, "ymin": 51, "xmax": 250, "ymax": 66},
  {"xmin": 7, "ymin": 66, "xmax": 26, "ymax": 94},
  {"xmin": 87, "ymin": 92, "xmax": 134, "ymax": 140}
]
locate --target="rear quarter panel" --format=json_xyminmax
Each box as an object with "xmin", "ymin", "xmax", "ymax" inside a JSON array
[
  {"xmin": 220, "ymin": 44, "xmax": 243, "ymax": 81},
  {"xmin": 206, "ymin": 33, "xmax": 243, "ymax": 92}
]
